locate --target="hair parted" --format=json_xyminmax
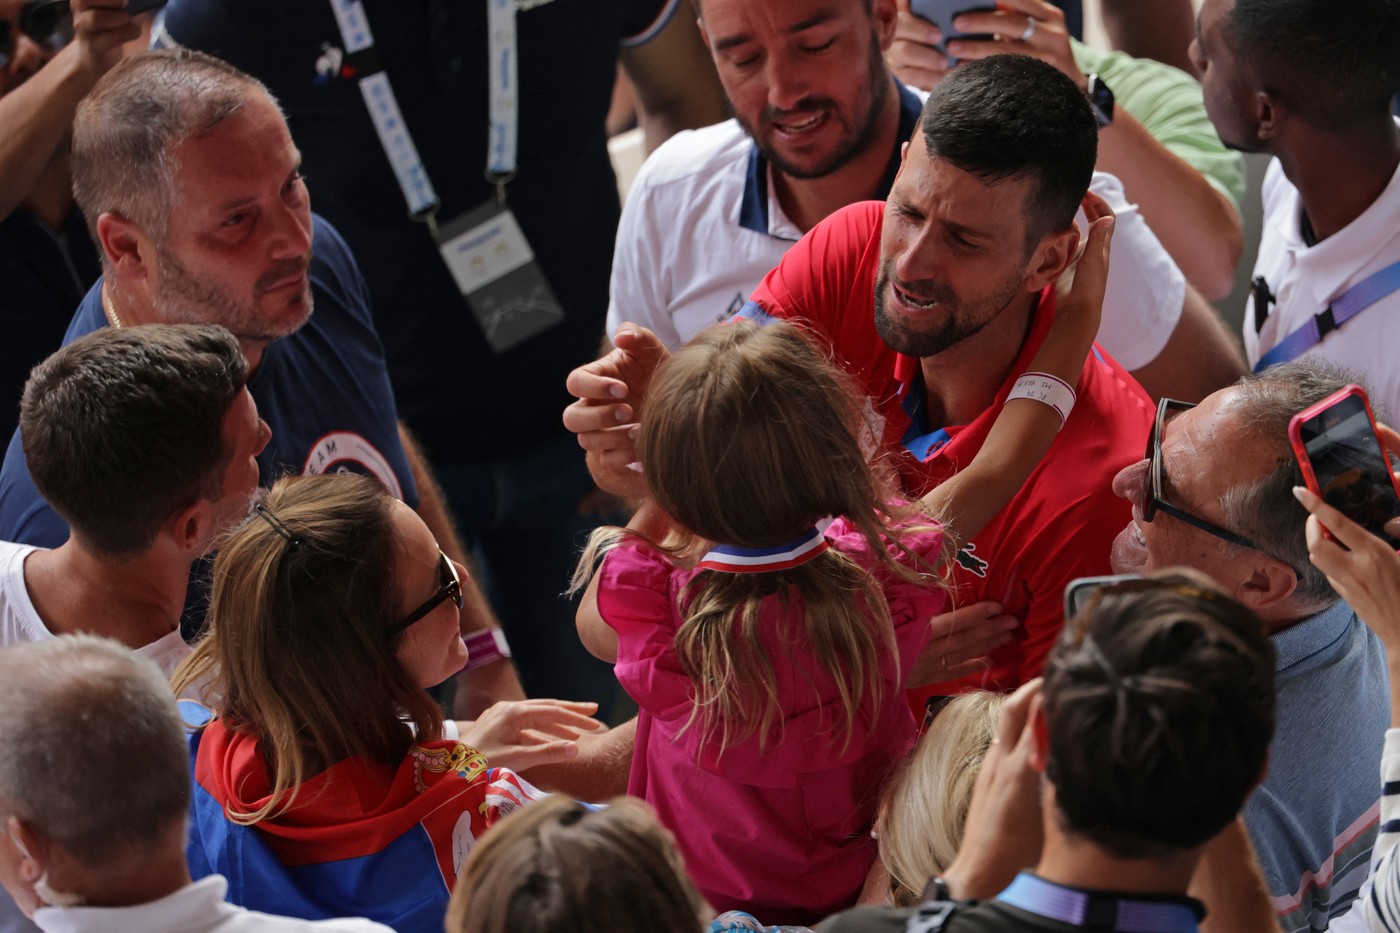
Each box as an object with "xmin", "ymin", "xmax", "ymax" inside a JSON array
[
  {"xmin": 1042, "ymin": 570, "xmax": 1275, "ymax": 858},
  {"xmin": 1226, "ymin": 0, "xmax": 1400, "ymax": 129},
  {"xmin": 446, "ymin": 795, "xmax": 710, "ymax": 933},
  {"xmin": 919, "ymin": 54, "xmax": 1096, "ymax": 248},
  {"xmin": 20, "ymin": 323, "xmax": 247, "ymax": 556},
  {"xmin": 71, "ymin": 48, "xmax": 272, "ymax": 248},
  {"xmin": 171, "ymin": 473, "xmax": 443, "ymax": 824},
  {"xmin": 0, "ymin": 635, "xmax": 190, "ymax": 867},
  {"xmin": 1221, "ymin": 359, "xmax": 1373, "ymax": 611},
  {"xmin": 878, "ymin": 691, "xmax": 1003, "ymax": 907},
  {"xmin": 575, "ymin": 322, "xmax": 946, "ymax": 754}
]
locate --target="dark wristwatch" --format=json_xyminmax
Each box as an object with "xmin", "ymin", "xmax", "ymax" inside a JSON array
[{"xmin": 1087, "ymin": 73, "xmax": 1115, "ymax": 128}]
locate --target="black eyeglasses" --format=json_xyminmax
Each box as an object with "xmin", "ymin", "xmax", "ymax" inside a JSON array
[
  {"xmin": 393, "ymin": 550, "xmax": 463, "ymax": 633},
  {"xmin": 1144, "ymin": 398, "xmax": 1262, "ymax": 552},
  {"xmin": 0, "ymin": 0, "xmax": 73, "ymax": 68}
]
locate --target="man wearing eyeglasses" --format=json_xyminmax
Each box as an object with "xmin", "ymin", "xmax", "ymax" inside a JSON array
[{"xmin": 1107, "ymin": 358, "xmax": 1390, "ymax": 933}]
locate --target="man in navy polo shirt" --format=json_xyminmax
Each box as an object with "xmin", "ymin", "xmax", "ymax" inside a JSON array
[{"xmin": 0, "ymin": 49, "xmax": 526, "ymax": 710}]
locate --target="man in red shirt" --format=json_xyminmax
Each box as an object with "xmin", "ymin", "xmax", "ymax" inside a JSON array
[{"xmin": 567, "ymin": 54, "xmax": 1152, "ymax": 709}]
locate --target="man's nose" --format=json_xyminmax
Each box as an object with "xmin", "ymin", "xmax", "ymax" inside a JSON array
[{"xmin": 1111, "ymin": 459, "xmax": 1148, "ymax": 506}]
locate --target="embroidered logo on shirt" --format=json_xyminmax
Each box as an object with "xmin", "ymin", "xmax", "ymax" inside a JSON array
[{"xmin": 954, "ymin": 541, "xmax": 989, "ymax": 578}]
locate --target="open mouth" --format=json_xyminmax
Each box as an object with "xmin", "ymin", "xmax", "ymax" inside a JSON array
[
  {"xmin": 770, "ymin": 110, "xmax": 828, "ymax": 137},
  {"xmin": 893, "ymin": 283, "xmax": 941, "ymax": 312}
]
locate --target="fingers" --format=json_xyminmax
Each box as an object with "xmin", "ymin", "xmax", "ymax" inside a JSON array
[
  {"xmin": 565, "ymin": 365, "xmax": 630, "ymax": 405},
  {"xmin": 997, "ymin": 677, "xmax": 1043, "ymax": 748},
  {"xmin": 502, "ymin": 735, "xmax": 582, "ymax": 772},
  {"xmin": 887, "ymin": 11, "xmax": 949, "ymax": 92},
  {"xmin": 1293, "ymin": 485, "xmax": 1374, "ymax": 554},
  {"xmin": 611, "ymin": 324, "xmax": 670, "ymax": 372}
]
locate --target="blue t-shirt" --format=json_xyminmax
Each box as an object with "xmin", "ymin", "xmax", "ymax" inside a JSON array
[
  {"xmin": 0, "ymin": 213, "xmax": 418, "ymax": 549},
  {"xmin": 1246, "ymin": 599, "xmax": 1389, "ymax": 932}
]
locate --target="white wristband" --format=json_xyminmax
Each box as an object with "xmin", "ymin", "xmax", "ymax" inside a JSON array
[{"xmin": 1005, "ymin": 372, "xmax": 1076, "ymax": 427}]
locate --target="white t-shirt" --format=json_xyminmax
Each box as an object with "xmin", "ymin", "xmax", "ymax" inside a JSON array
[
  {"xmin": 0, "ymin": 540, "xmax": 190, "ymax": 676},
  {"xmin": 1244, "ymin": 146, "xmax": 1400, "ymax": 421},
  {"xmin": 607, "ymin": 117, "xmax": 1185, "ymax": 370},
  {"xmin": 33, "ymin": 875, "xmax": 391, "ymax": 933}
]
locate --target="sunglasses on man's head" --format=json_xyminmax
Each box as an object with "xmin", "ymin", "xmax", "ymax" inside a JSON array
[
  {"xmin": 0, "ymin": 0, "xmax": 73, "ymax": 69},
  {"xmin": 393, "ymin": 549, "xmax": 463, "ymax": 633}
]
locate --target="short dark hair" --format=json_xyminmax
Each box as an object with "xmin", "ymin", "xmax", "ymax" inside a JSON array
[
  {"xmin": 1226, "ymin": 0, "xmax": 1400, "ymax": 129},
  {"xmin": 1042, "ymin": 571, "xmax": 1275, "ymax": 858},
  {"xmin": 20, "ymin": 323, "xmax": 248, "ymax": 555},
  {"xmin": 919, "ymin": 54, "xmax": 1097, "ymax": 247}
]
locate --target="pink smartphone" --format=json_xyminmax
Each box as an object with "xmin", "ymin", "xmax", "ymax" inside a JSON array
[{"xmin": 1288, "ymin": 384, "xmax": 1400, "ymax": 547}]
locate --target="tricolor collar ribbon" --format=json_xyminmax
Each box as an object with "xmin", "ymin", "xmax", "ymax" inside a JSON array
[{"xmin": 696, "ymin": 527, "xmax": 830, "ymax": 574}]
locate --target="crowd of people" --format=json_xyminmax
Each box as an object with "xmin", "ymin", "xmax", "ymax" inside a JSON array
[{"xmin": 1, "ymin": 0, "xmax": 1399, "ymax": 931}]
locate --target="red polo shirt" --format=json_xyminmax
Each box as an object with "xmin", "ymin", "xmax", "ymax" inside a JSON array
[{"xmin": 744, "ymin": 201, "xmax": 1153, "ymax": 704}]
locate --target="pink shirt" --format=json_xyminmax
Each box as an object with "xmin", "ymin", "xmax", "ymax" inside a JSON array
[{"xmin": 598, "ymin": 517, "xmax": 946, "ymax": 925}]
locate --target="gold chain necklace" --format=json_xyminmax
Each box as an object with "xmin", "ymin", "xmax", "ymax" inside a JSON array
[{"xmin": 102, "ymin": 286, "xmax": 123, "ymax": 329}]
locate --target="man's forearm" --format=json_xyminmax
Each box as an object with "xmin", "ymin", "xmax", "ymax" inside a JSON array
[{"xmin": 1097, "ymin": 113, "xmax": 1243, "ymax": 300}]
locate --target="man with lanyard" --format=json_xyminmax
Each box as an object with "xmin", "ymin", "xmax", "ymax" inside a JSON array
[
  {"xmin": 1190, "ymin": 0, "xmax": 1400, "ymax": 418},
  {"xmin": 568, "ymin": 55, "xmax": 1155, "ymax": 709},
  {"xmin": 817, "ymin": 574, "xmax": 1279, "ymax": 933},
  {"xmin": 155, "ymin": 0, "xmax": 726, "ymax": 719},
  {"xmin": 609, "ymin": 0, "xmax": 1243, "ymax": 405}
]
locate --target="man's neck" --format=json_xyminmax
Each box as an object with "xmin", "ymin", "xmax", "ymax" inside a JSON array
[
  {"xmin": 63, "ymin": 839, "xmax": 193, "ymax": 910},
  {"xmin": 101, "ymin": 279, "xmax": 268, "ymax": 372},
  {"xmin": 919, "ymin": 291, "xmax": 1039, "ymax": 430},
  {"xmin": 1035, "ymin": 827, "xmax": 1199, "ymax": 898},
  {"xmin": 23, "ymin": 542, "xmax": 190, "ymax": 650},
  {"xmin": 770, "ymin": 76, "xmax": 904, "ymax": 234},
  {"xmin": 1276, "ymin": 118, "xmax": 1400, "ymax": 243}
]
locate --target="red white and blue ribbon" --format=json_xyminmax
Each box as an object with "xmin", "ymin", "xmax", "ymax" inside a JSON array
[{"xmin": 696, "ymin": 527, "xmax": 830, "ymax": 574}]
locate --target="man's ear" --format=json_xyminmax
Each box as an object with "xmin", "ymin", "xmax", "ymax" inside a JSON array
[
  {"xmin": 94, "ymin": 212, "xmax": 152, "ymax": 283},
  {"xmin": 1023, "ymin": 226, "xmax": 1080, "ymax": 294},
  {"xmin": 163, "ymin": 499, "xmax": 214, "ymax": 556},
  {"xmin": 1232, "ymin": 556, "xmax": 1297, "ymax": 617},
  {"xmin": 7, "ymin": 817, "xmax": 46, "ymax": 883},
  {"xmin": 1254, "ymin": 90, "xmax": 1279, "ymax": 142},
  {"xmin": 1027, "ymin": 703, "xmax": 1051, "ymax": 774},
  {"xmin": 872, "ymin": 0, "xmax": 898, "ymax": 49}
]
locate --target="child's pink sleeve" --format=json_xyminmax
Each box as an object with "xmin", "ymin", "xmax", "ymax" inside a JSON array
[
  {"xmin": 824, "ymin": 517, "xmax": 949, "ymax": 676},
  {"xmin": 596, "ymin": 543, "xmax": 694, "ymax": 721}
]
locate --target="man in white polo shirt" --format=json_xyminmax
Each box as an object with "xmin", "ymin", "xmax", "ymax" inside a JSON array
[
  {"xmin": 1191, "ymin": 0, "xmax": 1400, "ymax": 417},
  {"xmin": 608, "ymin": 0, "xmax": 1245, "ymax": 402}
]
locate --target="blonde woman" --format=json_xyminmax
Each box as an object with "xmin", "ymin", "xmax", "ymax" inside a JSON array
[{"xmin": 867, "ymin": 692, "xmax": 1005, "ymax": 907}]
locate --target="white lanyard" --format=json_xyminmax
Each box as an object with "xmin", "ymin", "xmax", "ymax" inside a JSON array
[
  {"xmin": 486, "ymin": 0, "xmax": 519, "ymax": 188},
  {"xmin": 326, "ymin": 1, "xmax": 521, "ymax": 220}
]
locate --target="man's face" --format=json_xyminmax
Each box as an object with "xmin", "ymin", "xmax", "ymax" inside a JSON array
[
  {"xmin": 149, "ymin": 91, "xmax": 315, "ymax": 343},
  {"xmin": 1189, "ymin": 0, "xmax": 1262, "ymax": 153},
  {"xmin": 1109, "ymin": 389, "xmax": 1272, "ymax": 581},
  {"xmin": 699, "ymin": 0, "xmax": 893, "ymax": 179},
  {"xmin": 873, "ymin": 140, "xmax": 1038, "ymax": 357},
  {"xmin": 203, "ymin": 388, "xmax": 270, "ymax": 550}
]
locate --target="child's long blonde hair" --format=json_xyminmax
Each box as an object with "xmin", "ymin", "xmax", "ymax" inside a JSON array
[{"xmin": 580, "ymin": 322, "xmax": 947, "ymax": 753}]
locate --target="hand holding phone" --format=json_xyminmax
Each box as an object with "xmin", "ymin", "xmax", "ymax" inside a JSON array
[
  {"xmin": 1289, "ymin": 385, "xmax": 1400, "ymax": 548},
  {"xmin": 908, "ymin": 0, "xmax": 997, "ymax": 67}
]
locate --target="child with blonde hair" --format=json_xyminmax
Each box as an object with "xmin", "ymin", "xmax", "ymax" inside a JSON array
[{"xmin": 574, "ymin": 211, "xmax": 1114, "ymax": 924}]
